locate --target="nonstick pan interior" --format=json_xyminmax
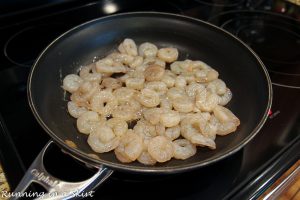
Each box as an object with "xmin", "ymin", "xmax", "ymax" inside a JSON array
[{"xmin": 28, "ymin": 12, "xmax": 272, "ymax": 173}]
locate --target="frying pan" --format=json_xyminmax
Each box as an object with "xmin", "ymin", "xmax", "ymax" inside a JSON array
[{"xmin": 13, "ymin": 12, "xmax": 272, "ymax": 199}]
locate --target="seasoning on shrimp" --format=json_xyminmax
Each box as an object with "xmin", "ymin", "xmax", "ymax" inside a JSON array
[{"xmin": 62, "ymin": 38, "xmax": 240, "ymax": 165}]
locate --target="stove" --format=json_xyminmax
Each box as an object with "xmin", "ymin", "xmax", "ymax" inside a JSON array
[{"xmin": 0, "ymin": 0, "xmax": 299, "ymax": 199}]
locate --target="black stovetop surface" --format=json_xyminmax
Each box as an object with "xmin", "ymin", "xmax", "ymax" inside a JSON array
[{"xmin": 0, "ymin": 0, "xmax": 299, "ymax": 199}]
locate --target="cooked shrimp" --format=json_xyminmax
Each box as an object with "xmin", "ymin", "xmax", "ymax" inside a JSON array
[
  {"xmin": 180, "ymin": 116, "xmax": 216, "ymax": 149},
  {"xmin": 107, "ymin": 118, "xmax": 128, "ymax": 137},
  {"xmin": 164, "ymin": 125, "xmax": 181, "ymax": 141},
  {"xmin": 125, "ymin": 77, "xmax": 145, "ymax": 90},
  {"xmin": 173, "ymin": 139, "xmax": 196, "ymax": 160},
  {"xmin": 111, "ymin": 104, "xmax": 135, "ymax": 122},
  {"xmin": 137, "ymin": 151, "xmax": 157, "ymax": 165},
  {"xmin": 142, "ymin": 57, "xmax": 166, "ymax": 68},
  {"xmin": 87, "ymin": 124, "xmax": 120, "ymax": 153},
  {"xmin": 115, "ymin": 131, "xmax": 143, "ymax": 161},
  {"xmin": 96, "ymin": 64, "xmax": 127, "ymax": 74},
  {"xmin": 136, "ymin": 88, "xmax": 160, "ymax": 107},
  {"xmin": 195, "ymin": 88, "xmax": 219, "ymax": 112},
  {"xmin": 113, "ymin": 87, "xmax": 136, "ymax": 103},
  {"xmin": 157, "ymin": 47, "xmax": 178, "ymax": 63},
  {"xmin": 62, "ymin": 74, "xmax": 83, "ymax": 93},
  {"xmin": 101, "ymin": 77, "xmax": 122, "ymax": 89},
  {"xmin": 172, "ymin": 97, "xmax": 194, "ymax": 113},
  {"xmin": 160, "ymin": 96, "xmax": 173, "ymax": 110},
  {"xmin": 194, "ymin": 68, "xmax": 219, "ymax": 83},
  {"xmin": 133, "ymin": 119, "xmax": 157, "ymax": 139},
  {"xmin": 160, "ymin": 110, "xmax": 181, "ymax": 127},
  {"xmin": 144, "ymin": 64, "xmax": 165, "ymax": 82},
  {"xmin": 129, "ymin": 56, "xmax": 143, "ymax": 68},
  {"xmin": 148, "ymin": 136, "xmax": 174, "ymax": 162},
  {"xmin": 206, "ymin": 79, "xmax": 226, "ymax": 95},
  {"xmin": 107, "ymin": 52, "xmax": 134, "ymax": 65},
  {"xmin": 76, "ymin": 111, "xmax": 99, "ymax": 134},
  {"xmin": 170, "ymin": 60, "xmax": 192, "ymax": 74},
  {"xmin": 90, "ymin": 90, "xmax": 118, "ymax": 116},
  {"xmin": 155, "ymin": 123, "xmax": 165, "ymax": 136},
  {"xmin": 167, "ymin": 87, "xmax": 186, "ymax": 100},
  {"xmin": 138, "ymin": 42, "xmax": 158, "ymax": 58},
  {"xmin": 213, "ymin": 105, "xmax": 240, "ymax": 125},
  {"xmin": 186, "ymin": 82, "xmax": 205, "ymax": 98},
  {"xmin": 145, "ymin": 81, "xmax": 167, "ymax": 95},
  {"xmin": 70, "ymin": 81, "xmax": 99, "ymax": 106},
  {"xmin": 175, "ymin": 76, "xmax": 187, "ymax": 89},
  {"xmin": 67, "ymin": 101, "xmax": 87, "ymax": 118},
  {"xmin": 79, "ymin": 64, "xmax": 102, "ymax": 83},
  {"xmin": 118, "ymin": 38, "xmax": 138, "ymax": 56},
  {"xmin": 161, "ymin": 70, "xmax": 176, "ymax": 88},
  {"xmin": 218, "ymin": 88, "xmax": 232, "ymax": 106},
  {"xmin": 143, "ymin": 108, "xmax": 163, "ymax": 125}
]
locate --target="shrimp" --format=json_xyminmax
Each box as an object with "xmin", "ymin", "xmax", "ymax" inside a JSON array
[
  {"xmin": 172, "ymin": 97, "xmax": 194, "ymax": 113},
  {"xmin": 107, "ymin": 118, "xmax": 128, "ymax": 137},
  {"xmin": 129, "ymin": 56, "xmax": 143, "ymax": 69},
  {"xmin": 160, "ymin": 96, "xmax": 173, "ymax": 110},
  {"xmin": 175, "ymin": 76, "xmax": 187, "ymax": 89},
  {"xmin": 125, "ymin": 77, "xmax": 145, "ymax": 90},
  {"xmin": 137, "ymin": 139, "xmax": 157, "ymax": 165},
  {"xmin": 96, "ymin": 64, "xmax": 127, "ymax": 74},
  {"xmin": 107, "ymin": 52, "xmax": 134, "ymax": 65},
  {"xmin": 67, "ymin": 101, "xmax": 87, "ymax": 118},
  {"xmin": 133, "ymin": 119, "xmax": 157, "ymax": 139},
  {"xmin": 118, "ymin": 38, "xmax": 138, "ymax": 56},
  {"xmin": 70, "ymin": 81, "xmax": 99, "ymax": 106},
  {"xmin": 137, "ymin": 151, "xmax": 157, "ymax": 165},
  {"xmin": 87, "ymin": 124, "xmax": 120, "ymax": 153},
  {"xmin": 142, "ymin": 57, "xmax": 166, "ymax": 68},
  {"xmin": 194, "ymin": 68, "xmax": 219, "ymax": 83},
  {"xmin": 157, "ymin": 47, "xmax": 178, "ymax": 63},
  {"xmin": 79, "ymin": 63, "xmax": 102, "ymax": 83},
  {"xmin": 138, "ymin": 42, "xmax": 158, "ymax": 58},
  {"xmin": 161, "ymin": 70, "xmax": 176, "ymax": 88},
  {"xmin": 170, "ymin": 60, "xmax": 192, "ymax": 74},
  {"xmin": 172, "ymin": 139, "xmax": 197, "ymax": 160},
  {"xmin": 101, "ymin": 77, "xmax": 122, "ymax": 89},
  {"xmin": 186, "ymin": 82, "xmax": 205, "ymax": 98},
  {"xmin": 167, "ymin": 87, "xmax": 186, "ymax": 100},
  {"xmin": 206, "ymin": 79, "xmax": 227, "ymax": 95},
  {"xmin": 90, "ymin": 90, "xmax": 118, "ymax": 116},
  {"xmin": 195, "ymin": 88, "xmax": 219, "ymax": 112},
  {"xmin": 216, "ymin": 121, "xmax": 238, "ymax": 136},
  {"xmin": 218, "ymin": 88, "xmax": 232, "ymax": 106},
  {"xmin": 160, "ymin": 110, "xmax": 181, "ymax": 127},
  {"xmin": 143, "ymin": 108, "xmax": 163, "ymax": 125},
  {"xmin": 145, "ymin": 81, "xmax": 167, "ymax": 95},
  {"xmin": 76, "ymin": 111, "xmax": 99, "ymax": 134},
  {"xmin": 155, "ymin": 123, "xmax": 165, "ymax": 136},
  {"xmin": 213, "ymin": 105, "xmax": 240, "ymax": 124},
  {"xmin": 136, "ymin": 88, "xmax": 160, "ymax": 107},
  {"xmin": 148, "ymin": 136, "xmax": 174, "ymax": 162},
  {"xmin": 111, "ymin": 104, "xmax": 135, "ymax": 122},
  {"xmin": 144, "ymin": 64, "xmax": 165, "ymax": 82},
  {"xmin": 62, "ymin": 74, "xmax": 83, "ymax": 93},
  {"xmin": 180, "ymin": 116, "xmax": 216, "ymax": 149},
  {"xmin": 113, "ymin": 87, "xmax": 136, "ymax": 104},
  {"xmin": 115, "ymin": 131, "xmax": 143, "ymax": 161},
  {"xmin": 164, "ymin": 125, "xmax": 181, "ymax": 141}
]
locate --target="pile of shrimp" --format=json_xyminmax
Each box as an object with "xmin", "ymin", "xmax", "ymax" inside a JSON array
[{"xmin": 62, "ymin": 38, "xmax": 240, "ymax": 165}]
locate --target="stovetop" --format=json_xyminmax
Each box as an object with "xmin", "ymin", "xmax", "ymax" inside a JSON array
[{"xmin": 0, "ymin": 0, "xmax": 299, "ymax": 199}]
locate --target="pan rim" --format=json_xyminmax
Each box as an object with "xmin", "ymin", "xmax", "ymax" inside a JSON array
[{"xmin": 28, "ymin": 11, "xmax": 272, "ymax": 173}]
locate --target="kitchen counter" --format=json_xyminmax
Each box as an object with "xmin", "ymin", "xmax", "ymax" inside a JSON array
[{"xmin": 0, "ymin": 164, "xmax": 9, "ymax": 200}]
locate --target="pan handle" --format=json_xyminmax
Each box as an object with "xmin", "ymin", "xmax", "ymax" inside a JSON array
[{"xmin": 11, "ymin": 141, "xmax": 113, "ymax": 200}]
